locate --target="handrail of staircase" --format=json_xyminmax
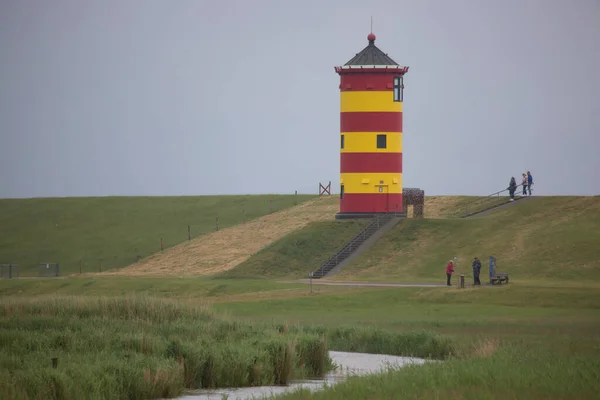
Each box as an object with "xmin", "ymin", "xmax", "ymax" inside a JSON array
[
  {"xmin": 463, "ymin": 183, "xmax": 525, "ymax": 217},
  {"xmin": 317, "ymin": 214, "xmax": 391, "ymax": 276},
  {"xmin": 323, "ymin": 216, "xmax": 380, "ymax": 262}
]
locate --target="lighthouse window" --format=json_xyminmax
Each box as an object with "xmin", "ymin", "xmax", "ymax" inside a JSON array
[
  {"xmin": 393, "ymin": 76, "xmax": 403, "ymax": 102},
  {"xmin": 340, "ymin": 184, "xmax": 345, "ymax": 199},
  {"xmin": 376, "ymin": 134, "xmax": 387, "ymax": 149},
  {"xmin": 341, "ymin": 134, "xmax": 345, "ymax": 149}
]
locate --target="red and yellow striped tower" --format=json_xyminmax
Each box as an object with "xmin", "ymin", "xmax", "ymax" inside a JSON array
[{"xmin": 335, "ymin": 32, "xmax": 409, "ymax": 219}]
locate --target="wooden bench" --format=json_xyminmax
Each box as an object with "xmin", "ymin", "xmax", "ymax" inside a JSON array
[
  {"xmin": 490, "ymin": 272, "xmax": 509, "ymax": 285},
  {"xmin": 488, "ymin": 256, "xmax": 509, "ymax": 285}
]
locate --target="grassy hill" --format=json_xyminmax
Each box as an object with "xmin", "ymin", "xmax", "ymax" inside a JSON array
[
  {"xmin": 0, "ymin": 194, "xmax": 315, "ymax": 276},
  {"xmin": 225, "ymin": 196, "xmax": 600, "ymax": 283},
  {"xmin": 217, "ymin": 196, "xmax": 479, "ymax": 280},
  {"xmin": 334, "ymin": 196, "xmax": 600, "ymax": 283},
  {"xmin": 1, "ymin": 196, "xmax": 599, "ymax": 400},
  {"xmin": 102, "ymin": 196, "xmax": 340, "ymax": 277},
  {"xmin": 217, "ymin": 219, "xmax": 365, "ymax": 279}
]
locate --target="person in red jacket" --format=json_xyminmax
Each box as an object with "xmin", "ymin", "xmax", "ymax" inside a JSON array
[{"xmin": 446, "ymin": 260, "xmax": 455, "ymax": 286}]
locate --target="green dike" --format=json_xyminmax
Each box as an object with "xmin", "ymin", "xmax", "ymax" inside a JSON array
[
  {"xmin": 219, "ymin": 196, "xmax": 600, "ymax": 283},
  {"xmin": 334, "ymin": 196, "xmax": 600, "ymax": 283},
  {"xmin": 217, "ymin": 219, "xmax": 364, "ymax": 279},
  {"xmin": 1, "ymin": 196, "xmax": 600, "ymax": 399},
  {"xmin": 0, "ymin": 194, "xmax": 315, "ymax": 275}
]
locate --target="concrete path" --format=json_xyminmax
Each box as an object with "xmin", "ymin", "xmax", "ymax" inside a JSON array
[{"xmin": 280, "ymin": 279, "xmax": 447, "ymax": 288}]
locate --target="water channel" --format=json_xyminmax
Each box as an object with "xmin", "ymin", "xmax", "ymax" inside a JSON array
[{"xmin": 175, "ymin": 351, "xmax": 430, "ymax": 400}]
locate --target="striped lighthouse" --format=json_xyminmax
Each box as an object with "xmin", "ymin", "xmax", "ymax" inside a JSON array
[{"xmin": 335, "ymin": 32, "xmax": 409, "ymax": 219}]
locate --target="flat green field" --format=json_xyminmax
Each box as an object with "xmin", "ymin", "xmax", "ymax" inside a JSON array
[
  {"xmin": 1, "ymin": 195, "xmax": 599, "ymax": 399},
  {"xmin": 0, "ymin": 194, "xmax": 314, "ymax": 276},
  {"xmin": 1, "ymin": 278, "xmax": 599, "ymax": 399}
]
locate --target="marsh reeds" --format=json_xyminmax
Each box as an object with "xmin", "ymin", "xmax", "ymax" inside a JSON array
[{"xmin": 0, "ymin": 296, "xmax": 330, "ymax": 399}]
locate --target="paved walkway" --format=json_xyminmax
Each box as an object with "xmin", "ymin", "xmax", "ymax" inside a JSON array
[{"xmin": 280, "ymin": 279, "xmax": 448, "ymax": 288}]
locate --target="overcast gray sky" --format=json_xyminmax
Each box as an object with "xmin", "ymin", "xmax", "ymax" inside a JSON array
[{"xmin": 1, "ymin": 0, "xmax": 599, "ymax": 198}]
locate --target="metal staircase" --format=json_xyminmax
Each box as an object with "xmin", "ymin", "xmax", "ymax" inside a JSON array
[{"xmin": 311, "ymin": 214, "xmax": 395, "ymax": 279}]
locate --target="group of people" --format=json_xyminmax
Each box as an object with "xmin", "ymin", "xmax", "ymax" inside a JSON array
[
  {"xmin": 445, "ymin": 257, "xmax": 483, "ymax": 286},
  {"xmin": 444, "ymin": 172, "xmax": 535, "ymax": 286},
  {"xmin": 508, "ymin": 171, "xmax": 534, "ymax": 200}
]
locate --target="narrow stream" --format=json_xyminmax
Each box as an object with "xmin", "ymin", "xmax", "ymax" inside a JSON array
[{"xmin": 175, "ymin": 351, "xmax": 430, "ymax": 400}]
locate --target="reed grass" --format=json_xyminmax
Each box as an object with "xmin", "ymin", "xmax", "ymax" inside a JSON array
[
  {"xmin": 0, "ymin": 296, "xmax": 327, "ymax": 399},
  {"xmin": 0, "ymin": 295, "xmax": 452, "ymax": 400}
]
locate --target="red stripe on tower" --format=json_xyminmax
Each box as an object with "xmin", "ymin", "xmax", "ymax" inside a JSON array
[
  {"xmin": 340, "ymin": 112, "xmax": 402, "ymax": 133},
  {"xmin": 340, "ymin": 193, "xmax": 404, "ymax": 213},
  {"xmin": 340, "ymin": 153, "xmax": 403, "ymax": 173}
]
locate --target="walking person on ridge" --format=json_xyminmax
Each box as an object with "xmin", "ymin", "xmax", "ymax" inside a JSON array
[
  {"xmin": 527, "ymin": 171, "xmax": 534, "ymax": 195},
  {"xmin": 446, "ymin": 260, "xmax": 455, "ymax": 286},
  {"xmin": 508, "ymin": 177, "xmax": 517, "ymax": 201},
  {"xmin": 472, "ymin": 257, "xmax": 482, "ymax": 285},
  {"xmin": 522, "ymin": 173, "xmax": 528, "ymax": 196}
]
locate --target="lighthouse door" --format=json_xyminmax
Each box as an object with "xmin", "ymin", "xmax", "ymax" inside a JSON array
[{"xmin": 377, "ymin": 185, "xmax": 390, "ymax": 212}]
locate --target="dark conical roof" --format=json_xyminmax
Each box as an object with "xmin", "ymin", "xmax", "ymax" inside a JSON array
[{"xmin": 344, "ymin": 33, "xmax": 399, "ymax": 66}]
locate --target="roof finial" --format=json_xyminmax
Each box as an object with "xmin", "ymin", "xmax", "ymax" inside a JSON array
[{"xmin": 367, "ymin": 17, "xmax": 376, "ymax": 44}]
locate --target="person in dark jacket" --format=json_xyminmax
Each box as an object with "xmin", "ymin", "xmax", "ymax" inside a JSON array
[
  {"xmin": 527, "ymin": 171, "xmax": 534, "ymax": 195},
  {"xmin": 508, "ymin": 177, "xmax": 517, "ymax": 201},
  {"xmin": 472, "ymin": 257, "xmax": 482, "ymax": 285},
  {"xmin": 446, "ymin": 260, "xmax": 454, "ymax": 286}
]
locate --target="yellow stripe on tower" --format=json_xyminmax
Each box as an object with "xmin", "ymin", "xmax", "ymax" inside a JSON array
[
  {"xmin": 341, "ymin": 132, "xmax": 403, "ymax": 153},
  {"xmin": 340, "ymin": 91, "xmax": 403, "ymax": 113},
  {"xmin": 340, "ymin": 173, "xmax": 403, "ymax": 194}
]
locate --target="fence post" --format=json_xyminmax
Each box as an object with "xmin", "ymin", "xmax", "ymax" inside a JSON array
[
  {"xmin": 160, "ymin": 238, "xmax": 164, "ymax": 251},
  {"xmin": 188, "ymin": 225, "xmax": 191, "ymax": 241},
  {"xmin": 460, "ymin": 274, "xmax": 465, "ymax": 289},
  {"xmin": 216, "ymin": 217, "xmax": 219, "ymax": 231}
]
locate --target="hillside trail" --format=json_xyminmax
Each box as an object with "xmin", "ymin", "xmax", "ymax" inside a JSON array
[{"xmin": 99, "ymin": 196, "xmax": 338, "ymax": 277}]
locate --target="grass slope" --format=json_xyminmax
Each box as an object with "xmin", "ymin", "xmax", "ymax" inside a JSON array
[
  {"xmin": 0, "ymin": 195, "xmax": 314, "ymax": 276},
  {"xmin": 103, "ymin": 196, "xmax": 340, "ymax": 277},
  {"xmin": 334, "ymin": 196, "xmax": 600, "ymax": 283},
  {"xmin": 217, "ymin": 220, "xmax": 365, "ymax": 279},
  {"xmin": 1, "ymin": 196, "xmax": 599, "ymax": 399}
]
